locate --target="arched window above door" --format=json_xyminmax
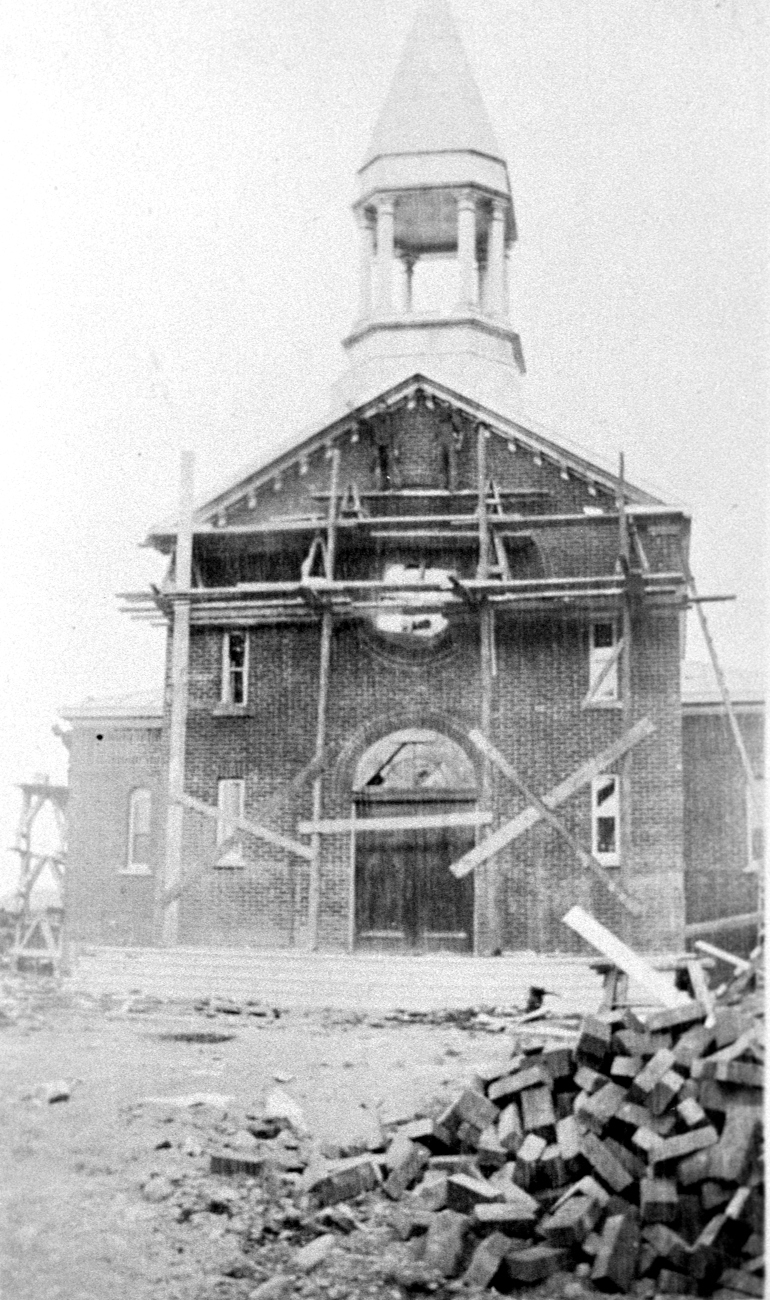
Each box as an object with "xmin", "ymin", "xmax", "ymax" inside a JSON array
[{"xmin": 353, "ymin": 729, "xmax": 476, "ymax": 794}]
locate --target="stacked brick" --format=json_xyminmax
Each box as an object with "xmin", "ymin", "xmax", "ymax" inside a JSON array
[{"xmin": 304, "ymin": 997, "xmax": 763, "ymax": 1294}]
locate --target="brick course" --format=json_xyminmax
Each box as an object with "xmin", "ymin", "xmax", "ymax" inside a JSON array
[
  {"xmin": 65, "ymin": 397, "xmax": 701, "ymax": 954},
  {"xmin": 682, "ymin": 708, "xmax": 762, "ymax": 955},
  {"xmin": 65, "ymin": 722, "xmax": 162, "ymax": 946}
]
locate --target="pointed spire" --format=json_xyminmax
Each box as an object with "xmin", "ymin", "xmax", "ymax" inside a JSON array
[
  {"xmin": 363, "ymin": 0, "xmax": 503, "ymax": 167},
  {"xmin": 343, "ymin": 0, "xmax": 524, "ymax": 402}
]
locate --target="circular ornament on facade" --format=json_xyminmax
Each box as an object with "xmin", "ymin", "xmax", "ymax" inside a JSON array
[
  {"xmin": 358, "ymin": 561, "xmax": 461, "ymax": 666},
  {"xmin": 358, "ymin": 615, "xmax": 458, "ymax": 669}
]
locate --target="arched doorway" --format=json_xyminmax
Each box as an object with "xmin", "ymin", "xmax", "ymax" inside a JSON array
[{"xmin": 352, "ymin": 729, "xmax": 476, "ymax": 952}]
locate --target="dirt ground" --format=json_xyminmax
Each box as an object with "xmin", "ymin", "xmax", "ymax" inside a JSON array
[{"xmin": 1, "ymin": 974, "xmax": 582, "ymax": 1300}]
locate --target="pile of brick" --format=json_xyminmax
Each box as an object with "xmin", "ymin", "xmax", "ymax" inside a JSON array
[{"xmin": 300, "ymin": 997, "xmax": 763, "ymax": 1295}]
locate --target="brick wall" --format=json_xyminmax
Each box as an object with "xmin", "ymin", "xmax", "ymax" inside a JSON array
[
  {"xmin": 682, "ymin": 708, "xmax": 762, "ymax": 954},
  {"xmin": 65, "ymin": 396, "xmax": 692, "ymax": 954},
  {"xmin": 162, "ymin": 595, "xmax": 685, "ymax": 953},
  {"xmin": 65, "ymin": 722, "xmax": 163, "ymax": 946}
]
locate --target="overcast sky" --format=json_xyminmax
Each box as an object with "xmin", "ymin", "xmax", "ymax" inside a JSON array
[{"xmin": 0, "ymin": 0, "xmax": 766, "ymax": 892}]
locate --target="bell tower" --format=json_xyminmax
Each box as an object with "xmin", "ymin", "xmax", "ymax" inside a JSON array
[{"xmin": 340, "ymin": 0, "xmax": 524, "ymax": 408}]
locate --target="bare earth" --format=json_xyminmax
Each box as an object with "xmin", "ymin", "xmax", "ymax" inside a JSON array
[{"xmin": 1, "ymin": 970, "xmax": 599, "ymax": 1300}]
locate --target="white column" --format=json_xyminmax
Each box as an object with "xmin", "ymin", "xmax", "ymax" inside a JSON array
[
  {"xmin": 355, "ymin": 207, "xmax": 375, "ymax": 320},
  {"xmin": 486, "ymin": 198, "xmax": 507, "ymax": 317},
  {"xmin": 376, "ymin": 195, "xmax": 396, "ymax": 315},
  {"xmin": 456, "ymin": 189, "xmax": 478, "ymax": 309}
]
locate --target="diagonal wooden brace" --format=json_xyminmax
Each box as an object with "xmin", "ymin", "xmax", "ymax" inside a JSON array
[
  {"xmin": 466, "ymin": 730, "xmax": 642, "ymax": 915},
  {"xmin": 450, "ymin": 715, "xmax": 655, "ymax": 880},
  {"xmin": 175, "ymin": 792, "xmax": 312, "ymax": 860},
  {"xmin": 163, "ymin": 793, "xmax": 313, "ymax": 907},
  {"xmin": 581, "ymin": 636, "xmax": 624, "ymax": 708},
  {"xmin": 258, "ymin": 748, "xmax": 334, "ymax": 820}
]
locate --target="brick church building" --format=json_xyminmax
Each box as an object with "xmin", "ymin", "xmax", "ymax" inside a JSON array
[{"xmin": 62, "ymin": 2, "xmax": 761, "ymax": 957}]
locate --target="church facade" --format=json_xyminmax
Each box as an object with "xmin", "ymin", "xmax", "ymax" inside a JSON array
[{"xmin": 64, "ymin": 3, "xmax": 751, "ymax": 958}]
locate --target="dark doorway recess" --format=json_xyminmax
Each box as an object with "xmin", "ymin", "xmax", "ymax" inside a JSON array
[{"xmin": 353, "ymin": 730, "xmax": 476, "ymax": 952}]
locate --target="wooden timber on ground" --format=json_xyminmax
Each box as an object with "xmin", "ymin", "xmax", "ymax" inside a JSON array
[
  {"xmin": 685, "ymin": 913, "xmax": 760, "ymax": 940},
  {"xmin": 693, "ymin": 940, "xmax": 752, "ymax": 973},
  {"xmin": 562, "ymin": 906, "xmax": 691, "ymax": 1010}
]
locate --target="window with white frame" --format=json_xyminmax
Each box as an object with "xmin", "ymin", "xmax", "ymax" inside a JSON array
[
  {"xmin": 588, "ymin": 621, "xmax": 620, "ymax": 702},
  {"xmin": 746, "ymin": 774, "xmax": 764, "ymax": 873},
  {"xmin": 592, "ymin": 774, "xmax": 620, "ymax": 865},
  {"xmin": 125, "ymin": 787, "xmax": 151, "ymax": 872},
  {"xmin": 221, "ymin": 631, "xmax": 248, "ymax": 705},
  {"xmin": 216, "ymin": 778, "xmax": 245, "ymax": 866}
]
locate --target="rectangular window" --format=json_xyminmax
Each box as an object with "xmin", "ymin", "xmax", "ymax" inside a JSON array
[
  {"xmin": 589, "ymin": 621, "xmax": 620, "ymax": 702},
  {"xmin": 221, "ymin": 631, "xmax": 248, "ymax": 705},
  {"xmin": 125, "ymin": 787, "xmax": 151, "ymax": 873},
  {"xmin": 592, "ymin": 774, "xmax": 620, "ymax": 865},
  {"xmin": 216, "ymin": 778, "xmax": 245, "ymax": 866},
  {"xmin": 746, "ymin": 775, "xmax": 764, "ymax": 873}
]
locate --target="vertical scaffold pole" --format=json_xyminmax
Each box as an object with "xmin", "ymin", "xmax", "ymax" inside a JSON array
[
  {"xmin": 618, "ymin": 453, "xmax": 634, "ymax": 935},
  {"xmin": 307, "ymin": 445, "xmax": 340, "ymax": 950},
  {"xmin": 161, "ymin": 450, "xmax": 194, "ymax": 947},
  {"xmin": 476, "ymin": 424, "xmax": 497, "ymax": 953}
]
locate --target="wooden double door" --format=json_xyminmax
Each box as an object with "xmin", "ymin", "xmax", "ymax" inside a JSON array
[{"xmin": 354, "ymin": 795, "xmax": 475, "ymax": 952}]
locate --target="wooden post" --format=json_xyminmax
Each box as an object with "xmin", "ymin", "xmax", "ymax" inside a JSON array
[
  {"xmin": 476, "ymin": 424, "xmax": 496, "ymax": 953},
  {"xmin": 618, "ymin": 453, "xmax": 633, "ymax": 935},
  {"xmin": 679, "ymin": 544, "xmax": 763, "ymax": 947},
  {"xmin": 477, "ymin": 424, "xmax": 489, "ymax": 580},
  {"xmin": 161, "ymin": 450, "xmax": 194, "ymax": 947},
  {"xmin": 307, "ymin": 446, "xmax": 340, "ymax": 950},
  {"xmin": 348, "ymin": 801, "xmax": 357, "ymax": 953},
  {"xmin": 680, "ymin": 549, "xmax": 760, "ymax": 817}
]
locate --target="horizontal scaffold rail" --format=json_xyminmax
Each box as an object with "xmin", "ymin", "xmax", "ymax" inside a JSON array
[
  {"xmin": 121, "ymin": 571, "xmax": 685, "ymax": 604},
  {"xmin": 149, "ymin": 504, "xmax": 688, "ymax": 543},
  {"xmin": 312, "ymin": 486, "xmax": 553, "ymax": 500},
  {"xmin": 297, "ymin": 809, "xmax": 493, "ymax": 835},
  {"xmin": 121, "ymin": 585, "xmax": 687, "ymax": 623}
]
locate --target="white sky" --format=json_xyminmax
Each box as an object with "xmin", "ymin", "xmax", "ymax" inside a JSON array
[{"xmin": 0, "ymin": 0, "xmax": 766, "ymax": 891}]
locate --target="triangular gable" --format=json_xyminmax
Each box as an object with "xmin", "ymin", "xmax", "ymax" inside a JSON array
[{"xmin": 147, "ymin": 375, "xmax": 669, "ymax": 547}]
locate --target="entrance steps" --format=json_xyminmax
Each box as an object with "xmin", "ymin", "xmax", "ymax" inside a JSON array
[{"xmin": 66, "ymin": 944, "xmax": 614, "ymax": 1014}]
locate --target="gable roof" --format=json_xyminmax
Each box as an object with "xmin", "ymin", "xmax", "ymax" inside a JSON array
[
  {"xmin": 147, "ymin": 374, "xmax": 672, "ymax": 545},
  {"xmin": 681, "ymin": 661, "xmax": 765, "ymax": 710},
  {"xmin": 361, "ymin": 1, "xmax": 504, "ymax": 169},
  {"xmin": 61, "ymin": 692, "xmax": 164, "ymax": 723}
]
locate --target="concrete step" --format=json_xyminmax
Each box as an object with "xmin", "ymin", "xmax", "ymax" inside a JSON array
[{"xmin": 66, "ymin": 944, "xmax": 617, "ymax": 1014}]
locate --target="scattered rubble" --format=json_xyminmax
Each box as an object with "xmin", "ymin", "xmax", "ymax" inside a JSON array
[
  {"xmin": 45, "ymin": 1079, "xmax": 71, "ymax": 1103},
  {"xmin": 156, "ymin": 1029, "xmax": 237, "ymax": 1044},
  {"xmin": 194, "ymin": 996, "xmax": 281, "ymax": 1020},
  {"xmin": 4, "ymin": 950, "xmax": 762, "ymax": 1297},
  {"xmin": 160, "ymin": 954, "xmax": 761, "ymax": 1297}
]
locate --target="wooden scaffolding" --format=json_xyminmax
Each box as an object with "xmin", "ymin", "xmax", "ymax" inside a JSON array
[
  {"xmin": 9, "ymin": 779, "xmax": 68, "ymax": 972},
  {"xmin": 125, "ymin": 408, "xmax": 739, "ymax": 952}
]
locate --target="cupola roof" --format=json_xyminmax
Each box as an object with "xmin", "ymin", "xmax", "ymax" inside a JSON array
[
  {"xmin": 362, "ymin": 0, "xmax": 504, "ymax": 168},
  {"xmin": 357, "ymin": 0, "xmax": 511, "ymax": 204}
]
